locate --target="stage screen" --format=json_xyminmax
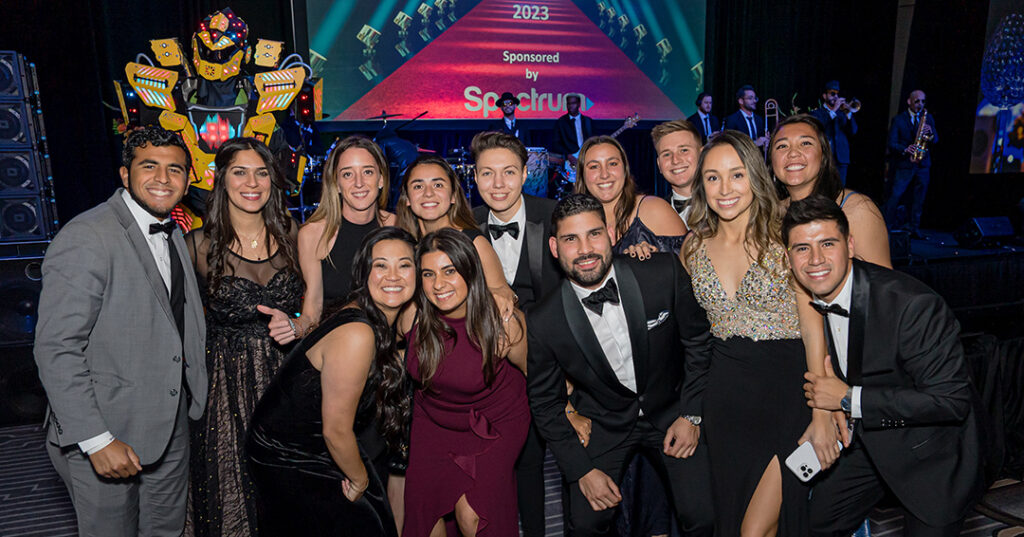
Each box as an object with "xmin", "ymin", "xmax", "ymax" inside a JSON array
[
  {"xmin": 971, "ymin": 1, "xmax": 1023, "ymax": 174},
  {"xmin": 304, "ymin": 0, "xmax": 706, "ymax": 121}
]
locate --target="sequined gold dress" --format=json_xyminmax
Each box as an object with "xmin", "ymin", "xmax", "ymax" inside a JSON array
[{"xmin": 687, "ymin": 242, "xmax": 810, "ymax": 536}]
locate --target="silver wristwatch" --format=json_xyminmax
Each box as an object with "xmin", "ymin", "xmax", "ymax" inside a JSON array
[{"xmin": 683, "ymin": 415, "xmax": 702, "ymax": 426}]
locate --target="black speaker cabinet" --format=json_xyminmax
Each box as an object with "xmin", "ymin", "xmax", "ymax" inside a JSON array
[
  {"xmin": 0, "ymin": 197, "xmax": 53, "ymax": 242},
  {"xmin": 0, "ymin": 256, "xmax": 42, "ymax": 347},
  {"xmin": 954, "ymin": 216, "xmax": 1016, "ymax": 248}
]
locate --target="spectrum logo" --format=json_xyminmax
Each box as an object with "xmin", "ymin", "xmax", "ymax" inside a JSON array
[{"xmin": 463, "ymin": 86, "xmax": 592, "ymax": 117}]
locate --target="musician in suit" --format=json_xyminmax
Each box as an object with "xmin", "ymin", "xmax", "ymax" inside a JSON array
[
  {"xmin": 470, "ymin": 130, "xmax": 561, "ymax": 537},
  {"xmin": 811, "ymin": 80, "xmax": 858, "ymax": 185},
  {"xmin": 883, "ymin": 89, "xmax": 937, "ymax": 238},
  {"xmin": 34, "ymin": 126, "xmax": 208, "ymax": 537},
  {"xmin": 487, "ymin": 91, "xmax": 530, "ymax": 146},
  {"xmin": 651, "ymin": 119, "xmax": 702, "ymax": 226},
  {"xmin": 785, "ymin": 195, "xmax": 983, "ymax": 537},
  {"xmin": 686, "ymin": 92, "xmax": 721, "ymax": 145},
  {"xmin": 527, "ymin": 193, "xmax": 714, "ymax": 537},
  {"xmin": 553, "ymin": 93, "xmax": 594, "ymax": 171},
  {"xmin": 724, "ymin": 84, "xmax": 768, "ymax": 148}
]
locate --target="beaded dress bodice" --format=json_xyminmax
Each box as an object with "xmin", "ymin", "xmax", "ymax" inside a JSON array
[{"xmin": 687, "ymin": 241, "xmax": 800, "ymax": 341}]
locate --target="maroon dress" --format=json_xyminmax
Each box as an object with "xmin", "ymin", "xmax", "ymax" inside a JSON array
[{"xmin": 403, "ymin": 315, "xmax": 530, "ymax": 537}]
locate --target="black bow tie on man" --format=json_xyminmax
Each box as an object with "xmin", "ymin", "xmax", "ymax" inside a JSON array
[
  {"xmin": 149, "ymin": 221, "xmax": 178, "ymax": 236},
  {"xmin": 672, "ymin": 198, "xmax": 691, "ymax": 214},
  {"xmin": 810, "ymin": 301, "xmax": 849, "ymax": 317},
  {"xmin": 489, "ymin": 221, "xmax": 520, "ymax": 240},
  {"xmin": 582, "ymin": 277, "xmax": 620, "ymax": 315}
]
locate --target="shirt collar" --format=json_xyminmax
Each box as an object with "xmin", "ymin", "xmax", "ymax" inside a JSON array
[
  {"xmin": 121, "ymin": 189, "xmax": 172, "ymax": 236},
  {"xmin": 741, "ymin": 110, "xmax": 754, "ymax": 119},
  {"xmin": 698, "ymin": 111, "xmax": 709, "ymax": 120},
  {"xmin": 670, "ymin": 191, "xmax": 691, "ymax": 202},
  {"xmin": 814, "ymin": 265, "xmax": 854, "ymax": 311},
  {"xmin": 571, "ymin": 265, "xmax": 617, "ymax": 302},
  {"xmin": 488, "ymin": 197, "xmax": 526, "ymax": 227}
]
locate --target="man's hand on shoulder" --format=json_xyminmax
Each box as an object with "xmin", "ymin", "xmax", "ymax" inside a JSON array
[
  {"xmin": 578, "ymin": 468, "xmax": 622, "ymax": 511},
  {"xmin": 89, "ymin": 439, "xmax": 142, "ymax": 479}
]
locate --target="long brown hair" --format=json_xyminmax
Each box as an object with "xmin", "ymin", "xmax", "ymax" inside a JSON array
[
  {"xmin": 412, "ymin": 229, "xmax": 505, "ymax": 390},
  {"xmin": 683, "ymin": 130, "xmax": 784, "ymax": 272},
  {"xmin": 305, "ymin": 136, "xmax": 390, "ymax": 257},
  {"xmin": 395, "ymin": 154, "xmax": 477, "ymax": 239},
  {"xmin": 768, "ymin": 114, "xmax": 842, "ymax": 202},
  {"xmin": 204, "ymin": 138, "xmax": 299, "ymax": 291},
  {"xmin": 574, "ymin": 136, "xmax": 638, "ymax": 240}
]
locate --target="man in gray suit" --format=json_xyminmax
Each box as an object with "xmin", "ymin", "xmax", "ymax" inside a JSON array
[{"xmin": 34, "ymin": 126, "xmax": 208, "ymax": 536}]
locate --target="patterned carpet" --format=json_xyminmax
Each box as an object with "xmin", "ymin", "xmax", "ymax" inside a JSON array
[{"xmin": 0, "ymin": 423, "xmax": 1019, "ymax": 536}]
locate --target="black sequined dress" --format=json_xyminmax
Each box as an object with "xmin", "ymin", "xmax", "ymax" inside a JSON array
[{"xmin": 185, "ymin": 230, "xmax": 303, "ymax": 537}]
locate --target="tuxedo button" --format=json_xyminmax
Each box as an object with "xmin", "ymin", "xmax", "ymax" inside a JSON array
[
  {"xmin": 169, "ymin": 388, "xmax": 178, "ymax": 397},
  {"xmin": 638, "ymin": 395, "xmax": 646, "ymax": 403},
  {"xmin": 172, "ymin": 355, "xmax": 181, "ymax": 363}
]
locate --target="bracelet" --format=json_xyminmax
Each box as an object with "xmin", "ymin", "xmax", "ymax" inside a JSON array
[
  {"xmin": 566, "ymin": 409, "xmax": 576, "ymax": 415},
  {"xmin": 349, "ymin": 477, "xmax": 369, "ymax": 493}
]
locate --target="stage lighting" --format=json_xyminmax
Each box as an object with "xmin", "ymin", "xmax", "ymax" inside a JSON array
[
  {"xmin": 597, "ymin": 2, "xmax": 607, "ymax": 16},
  {"xmin": 357, "ymin": 24, "xmax": 381, "ymax": 48},
  {"xmin": 417, "ymin": 3, "xmax": 434, "ymax": 41},
  {"xmin": 394, "ymin": 11, "xmax": 413, "ymax": 33},
  {"xmin": 602, "ymin": 7, "xmax": 616, "ymax": 33},
  {"xmin": 617, "ymin": 15, "xmax": 631, "ymax": 48},
  {"xmin": 633, "ymin": 24, "xmax": 647, "ymax": 41},
  {"xmin": 656, "ymin": 38, "xmax": 672, "ymax": 58}
]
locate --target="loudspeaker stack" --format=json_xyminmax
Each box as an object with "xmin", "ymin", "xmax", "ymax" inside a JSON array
[{"xmin": 0, "ymin": 51, "xmax": 53, "ymax": 424}]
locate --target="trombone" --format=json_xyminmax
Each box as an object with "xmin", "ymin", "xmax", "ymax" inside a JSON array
[{"xmin": 763, "ymin": 98, "xmax": 780, "ymax": 158}]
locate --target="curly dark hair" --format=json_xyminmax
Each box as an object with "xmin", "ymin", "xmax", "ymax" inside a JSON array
[
  {"xmin": 550, "ymin": 193, "xmax": 605, "ymax": 237},
  {"xmin": 121, "ymin": 125, "xmax": 191, "ymax": 173},
  {"xmin": 341, "ymin": 226, "xmax": 417, "ymax": 451}
]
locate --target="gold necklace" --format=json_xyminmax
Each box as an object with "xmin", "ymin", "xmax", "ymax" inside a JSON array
[{"xmin": 237, "ymin": 228, "xmax": 265, "ymax": 250}]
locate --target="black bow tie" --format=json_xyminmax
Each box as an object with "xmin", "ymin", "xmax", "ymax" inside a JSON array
[
  {"xmin": 489, "ymin": 222, "xmax": 520, "ymax": 240},
  {"xmin": 810, "ymin": 301, "xmax": 849, "ymax": 317},
  {"xmin": 582, "ymin": 278, "xmax": 619, "ymax": 315},
  {"xmin": 672, "ymin": 198, "xmax": 691, "ymax": 214},
  {"xmin": 149, "ymin": 221, "xmax": 177, "ymax": 236}
]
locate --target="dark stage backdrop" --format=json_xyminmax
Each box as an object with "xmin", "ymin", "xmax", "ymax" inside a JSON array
[{"xmin": 2, "ymin": 0, "xmax": 1019, "ymax": 230}]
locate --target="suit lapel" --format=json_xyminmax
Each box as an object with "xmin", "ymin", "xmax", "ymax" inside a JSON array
[
  {"xmin": 848, "ymin": 262, "xmax": 869, "ymax": 385},
  {"xmin": 560, "ymin": 281, "xmax": 634, "ymax": 397},
  {"xmin": 110, "ymin": 191, "xmax": 177, "ymax": 329},
  {"xmin": 614, "ymin": 260, "xmax": 649, "ymax": 391},
  {"xmin": 524, "ymin": 200, "xmax": 543, "ymax": 290}
]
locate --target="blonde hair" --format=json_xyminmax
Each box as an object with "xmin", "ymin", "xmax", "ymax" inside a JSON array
[{"xmin": 305, "ymin": 136, "xmax": 390, "ymax": 258}]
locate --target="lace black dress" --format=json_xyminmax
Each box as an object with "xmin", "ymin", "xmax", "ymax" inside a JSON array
[
  {"xmin": 247, "ymin": 308, "xmax": 398, "ymax": 537},
  {"xmin": 185, "ymin": 229, "xmax": 303, "ymax": 537}
]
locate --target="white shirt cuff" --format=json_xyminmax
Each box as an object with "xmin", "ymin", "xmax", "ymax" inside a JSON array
[
  {"xmin": 851, "ymin": 386, "xmax": 863, "ymax": 419},
  {"xmin": 79, "ymin": 431, "xmax": 115, "ymax": 455}
]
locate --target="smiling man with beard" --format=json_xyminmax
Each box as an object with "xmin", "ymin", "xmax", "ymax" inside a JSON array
[{"xmin": 526, "ymin": 193, "xmax": 715, "ymax": 537}]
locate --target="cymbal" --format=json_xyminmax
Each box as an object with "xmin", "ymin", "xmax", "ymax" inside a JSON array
[{"xmin": 366, "ymin": 112, "xmax": 404, "ymax": 120}]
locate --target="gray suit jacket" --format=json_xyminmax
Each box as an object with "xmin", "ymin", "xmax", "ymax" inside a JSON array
[{"xmin": 34, "ymin": 189, "xmax": 207, "ymax": 465}]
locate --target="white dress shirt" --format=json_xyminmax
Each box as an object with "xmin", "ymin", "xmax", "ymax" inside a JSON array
[
  {"xmin": 570, "ymin": 268, "xmax": 638, "ymax": 394},
  {"xmin": 813, "ymin": 267, "xmax": 862, "ymax": 418},
  {"xmin": 488, "ymin": 200, "xmax": 526, "ymax": 285},
  {"xmin": 504, "ymin": 116, "xmax": 518, "ymax": 136},
  {"xmin": 741, "ymin": 110, "xmax": 757, "ymax": 139},
  {"xmin": 570, "ymin": 113, "xmax": 584, "ymax": 149},
  {"xmin": 669, "ymin": 191, "xmax": 692, "ymax": 224},
  {"xmin": 697, "ymin": 111, "xmax": 712, "ymax": 136},
  {"xmin": 79, "ymin": 191, "xmax": 176, "ymax": 455}
]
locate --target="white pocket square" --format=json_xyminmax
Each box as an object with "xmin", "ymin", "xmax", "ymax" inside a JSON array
[{"xmin": 647, "ymin": 310, "xmax": 670, "ymax": 329}]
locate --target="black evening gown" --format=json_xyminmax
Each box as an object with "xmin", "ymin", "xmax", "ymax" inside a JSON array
[
  {"xmin": 247, "ymin": 308, "xmax": 398, "ymax": 537},
  {"xmin": 185, "ymin": 230, "xmax": 303, "ymax": 537}
]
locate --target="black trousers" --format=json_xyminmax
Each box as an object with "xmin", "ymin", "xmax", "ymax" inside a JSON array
[
  {"xmin": 809, "ymin": 443, "xmax": 963, "ymax": 537},
  {"xmin": 516, "ymin": 421, "xmax": 562, "ymax": 537},
  {"xmin": 568, "ymin": 419, "xmax": 713, "ymax": 537}
]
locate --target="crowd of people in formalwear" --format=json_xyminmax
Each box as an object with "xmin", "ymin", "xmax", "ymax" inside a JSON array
[{"xmin": 33, "ymin": 86, "xmax": 977, "ymax": 537}]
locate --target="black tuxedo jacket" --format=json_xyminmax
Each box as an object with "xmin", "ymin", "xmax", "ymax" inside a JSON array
[
  {"xmin": 526, "ymin": 255, "xmax": 712, "ymax": 482},
  {"xmin": 686, "ymin": 112, "xmax": 721, "ymax": 145},
  {"xmin": 887, "ymin": 110, "xmax": 938, "ymax": 169},
  {"xmin": 552, "ymin": 113, "xmax": 594, "ymax": 156},
  {"xmin": 724, "ymin": 110, "xmax": 766, "ymax": 140},
  {"xmin": 811, "ymin": 107, "xmax": 858, "ymax": 164},
  {"xmin": 486, "ymin": 117, "xmax": 530, "ymax": 146},
  {"xmin": 473, "ymin": 195, "xmax": 560, "ymax": 310},
  {"xmin": 829, "ymin": 260, "xmax": 982, "ymax": 525}
]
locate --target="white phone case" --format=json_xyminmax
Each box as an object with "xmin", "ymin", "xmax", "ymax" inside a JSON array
[{"xmin": 785, "ymin": 441, "xmax": 823, "ymax": 482}]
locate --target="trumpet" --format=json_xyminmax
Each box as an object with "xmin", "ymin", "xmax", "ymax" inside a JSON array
[{"xmin": 839, "ymin": 98, "xmax": 861, "ymax": 114}]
